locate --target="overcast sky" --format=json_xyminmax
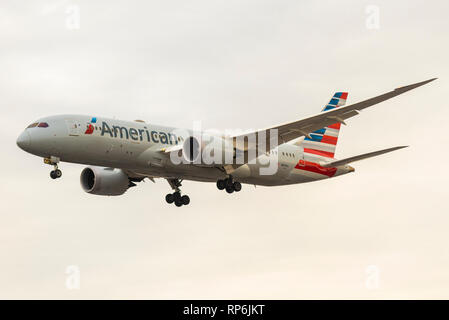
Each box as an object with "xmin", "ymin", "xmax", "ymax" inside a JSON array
[{"xmin": 0, "ymin": 0, "xmax": 448, "ymax": 299}]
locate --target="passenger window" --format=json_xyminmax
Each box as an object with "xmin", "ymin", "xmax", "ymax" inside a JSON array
[{"xmin": 38, "ymin": 122, "xmax": 49, "ymax": 128}]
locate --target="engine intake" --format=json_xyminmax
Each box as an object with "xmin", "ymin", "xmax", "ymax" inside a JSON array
[{"xmin": 80, "ymin": 167, "xmax": 131, "ymax": 196}]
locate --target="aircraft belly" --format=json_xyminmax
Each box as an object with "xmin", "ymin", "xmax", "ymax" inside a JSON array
[
  {"xmin": 236, "ymin": 162, "xmax": 290, "ymax": 186},
  {"xmin": 130, "ymin": 164, "xmax": 223, "ymax": 182}
]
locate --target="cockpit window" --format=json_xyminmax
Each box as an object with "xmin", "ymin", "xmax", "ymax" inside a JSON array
[
  {"xmin": 37, "ymin": 122, "xmax": 49, "ymax": 128},
  {"xmin": 27, "ymin": 123, "xmax": 38, "ymax": 128}
]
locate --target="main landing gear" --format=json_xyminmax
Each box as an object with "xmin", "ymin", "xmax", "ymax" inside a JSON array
[
  {"xmin": 165, "ymin": 192, "xmax": 190, "ymax": 207},
  {"xmin": 216, "ymin": 176, "xmax": 241, "ymax": 194},
  {"xmin": 44, "ymin": 157, "xmax": 62, "ymax": 180},
  {"xmin": 166, "ymin": 178, "xmax": 190, "ymax": 207}
]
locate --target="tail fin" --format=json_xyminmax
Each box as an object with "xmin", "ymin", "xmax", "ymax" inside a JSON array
[{"xmin": 302, "ymin": 92, "xmax": 348, "ymax": 158}]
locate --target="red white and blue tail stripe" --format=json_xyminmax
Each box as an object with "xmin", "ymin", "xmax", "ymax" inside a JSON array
[{"xmin": 302, "ymin": 92, "xmax": 348, "ymax": 158}]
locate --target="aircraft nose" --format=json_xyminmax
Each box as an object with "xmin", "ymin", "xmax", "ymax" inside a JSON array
[{"xmin": 16, "ymin": 131, "xmax": 31, "ymax": 150}]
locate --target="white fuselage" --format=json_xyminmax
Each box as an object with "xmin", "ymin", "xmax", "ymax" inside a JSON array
[{"xmin": 16, "ymin": 115, "xmax": 353, "ymax": 186}]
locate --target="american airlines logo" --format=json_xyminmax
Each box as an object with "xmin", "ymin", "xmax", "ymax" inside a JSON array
[
  {"xmin": 84, "ymin": 117, "xmax": 96, "ymax": 135},
  {"xmin": 85, "ymin": 124, "xmax": 94, "ymax": 135}
]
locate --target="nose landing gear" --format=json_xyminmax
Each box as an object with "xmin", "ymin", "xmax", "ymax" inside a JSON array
[
  {"xmin": 44, "ymin": 157, "xmax": 62, "ymax": 180},
  {"xmin": 50, "ymin": 169, "xmax": 62, "ymax": 179},
  {"xmin": 165, "ymin": 178, "xmax": 190, "ymax": 207},
  {"xmin": 217, "ymin": 177, "xmax": 241, "ymax": 194}
]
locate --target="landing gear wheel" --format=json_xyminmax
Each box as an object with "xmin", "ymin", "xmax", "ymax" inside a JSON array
[
  {"xmin": 173, "ymin": 192, "xmax": 181, "ymax": 202},
  {"xmin": 45, "ymin": 157, "xmax": 61, "ymax": 180},
  {"xmin": 216, "ymin": 180, "xmax": 226, "ymax": 190},
  {"xmin": 175, "ymin": 199, "xmax": 183, "ymax": 207},
  {"xmin": 50, "ymin": 169, "xmax": 62, "ymax": 179},
  {"xmin": 54, "ymin": 169, "xmax": 62, "ymax": 178},
  {"xmin": 181, "ymin": 195, "xmax": 190, "ymax": 205},
  {"xmin": 165, "ymin": 193, "xmax": 174, "ymax": 204},
  {"xmin": 225, "ymin": 178, "xmax": 233, "ymax": 188},
  {"xmin": 233, "ymin": 181, "xmax": 242, "ymax": 192},
  {"xmin": 166, "ymin": 179, "xmax": 190, "ymax": 207},
  {"xmin": 226, "ymin": 186, "xmax": 234, "ymax": 193}
]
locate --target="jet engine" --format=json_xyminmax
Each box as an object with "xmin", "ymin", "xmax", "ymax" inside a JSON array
[{"xmin": 80, "ymin": 167, "xmax": 131, "ymax": 196}]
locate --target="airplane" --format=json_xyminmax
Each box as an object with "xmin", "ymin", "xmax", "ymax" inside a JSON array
[{"xmin": 16, "ymin": 78, "xmax": 436, "ymax": 207}]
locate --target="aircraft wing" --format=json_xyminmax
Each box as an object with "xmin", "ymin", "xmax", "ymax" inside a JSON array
[
  {"xmin": 231, "ymin": 78, "xmax": 436, "ymax": 153},
  {"xmin": 320, "ymin": 146, "xmax": 408, "ymax": 168}
]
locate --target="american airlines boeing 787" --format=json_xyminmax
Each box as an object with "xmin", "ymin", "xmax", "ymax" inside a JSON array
[{"xmin": 16, "ymin": 79, "xmax": 435, "ymax": 207}]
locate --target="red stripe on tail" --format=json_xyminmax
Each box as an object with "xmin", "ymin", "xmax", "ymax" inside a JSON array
[
  {"xmin": 328, "ymin": 123, "xmax": 341, "ymax": 130},
  {"xmin": 321, "ymin": 135, "xmax": 338, "ymax": 145},
  {"xmin": 303, "ymin": 148, "xmax": 334, "ymax": 158}
]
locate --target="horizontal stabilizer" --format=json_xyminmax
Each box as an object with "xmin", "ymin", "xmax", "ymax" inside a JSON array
[{"xmin": 321, "ymin": 146, "xmax": 408, "ymax": 168}]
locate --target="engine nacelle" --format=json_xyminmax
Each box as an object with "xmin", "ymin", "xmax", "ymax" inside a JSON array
[{"xmin": 80, "ymin": 167, "xmax": 130, "ymax": 196}]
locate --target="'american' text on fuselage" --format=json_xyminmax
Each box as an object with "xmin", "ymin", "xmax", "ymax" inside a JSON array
[{"xmin": 100, "ymin": 121, "xmax": 178, "ymax": 145}]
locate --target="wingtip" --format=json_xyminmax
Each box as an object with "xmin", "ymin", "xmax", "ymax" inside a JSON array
[
  {"xmin": 395, "ymin": 78, "xmax": 437, "ymax": 91},
  {"xmin": 423, "ymin": 77, "xmax": 438, "ymax": 84},
  {"xmin": 389, "ymin": 145, "xmax": 409, "ymax": 152}
]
